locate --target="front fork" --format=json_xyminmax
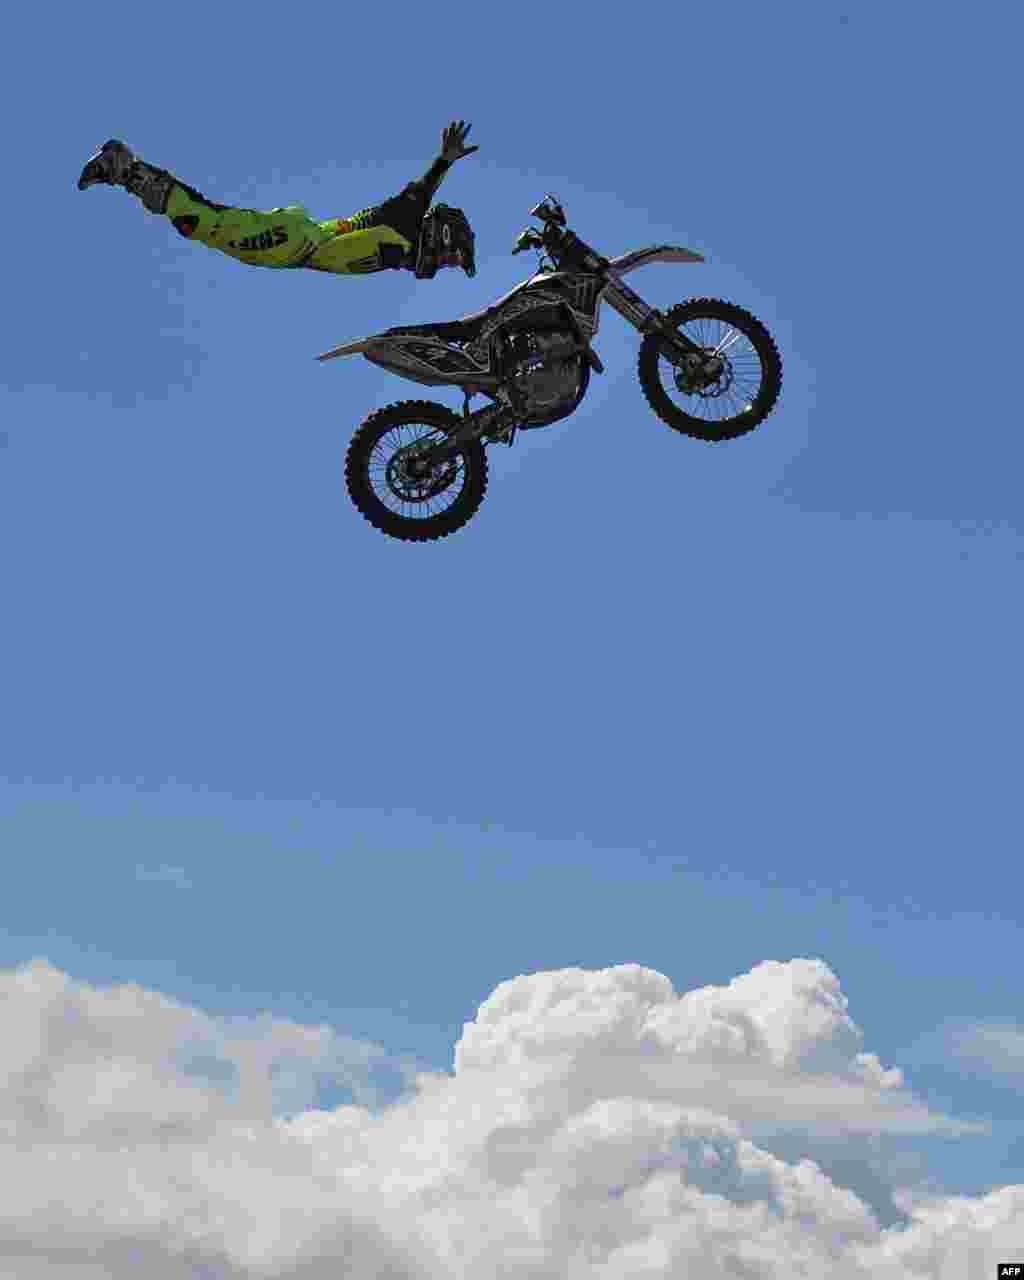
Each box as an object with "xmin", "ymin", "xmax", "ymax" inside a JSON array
[{"xmin": 602, "ymin": 274, "xmax": 704, "ymax": 365}]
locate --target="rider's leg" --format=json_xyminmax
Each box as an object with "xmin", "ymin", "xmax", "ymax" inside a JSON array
[
  {"xmin": 165, "ymin": 182, "xmax": 324, "ymax": 268},
  {"xmin": 78, "ymin": 140, "xmax": 325, "ymax": 269},
  {"xmin": 78, "ymin": 140, "xmax": 419, "ymax": 275}
]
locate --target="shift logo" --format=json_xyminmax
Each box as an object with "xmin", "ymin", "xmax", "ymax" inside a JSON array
[{"xmin": 229, "ymin": 225, "xmax": 288, "ymax": 253}]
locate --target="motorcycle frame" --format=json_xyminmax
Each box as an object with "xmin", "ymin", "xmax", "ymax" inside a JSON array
[{"xmin": 318, "ymin": 228, "xmax": 708, "ymax": 465}]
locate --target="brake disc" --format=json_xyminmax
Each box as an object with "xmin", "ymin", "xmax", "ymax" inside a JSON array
[
  {"xmin": 674, "ymin": 351, "xmax": 734, "ymax": 399},
  {"xmin": 386, "ymin": 443, "xmax": 457, "ymax": 502}
]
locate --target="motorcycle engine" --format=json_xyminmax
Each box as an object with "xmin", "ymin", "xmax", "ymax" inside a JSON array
[{"xmin": 507, "ymin": 330, "xmax": 584, "ymax": 423}]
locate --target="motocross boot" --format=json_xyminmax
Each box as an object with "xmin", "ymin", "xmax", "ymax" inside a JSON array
[
  {"xmin": 78, "ymin": 139, "xmax": 175, "ymax": 214},
  {"xmin": 78, "ymin": 140, "xmax": 136, "ymax": 190}
]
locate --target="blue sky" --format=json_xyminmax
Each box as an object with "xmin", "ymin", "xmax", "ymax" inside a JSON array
[{"xmin": 2, "ymin": 0, "xmax": 1022, "ymax": 1229}]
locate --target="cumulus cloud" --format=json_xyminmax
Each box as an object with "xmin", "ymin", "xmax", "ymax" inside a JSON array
[
  {"xmin": 455, "ymin": 960, "xmax": 977, "ymax": 1142},
  {"xmin": 0, "ymin": 957, "xmax": 1019, "ymax": 1278}
]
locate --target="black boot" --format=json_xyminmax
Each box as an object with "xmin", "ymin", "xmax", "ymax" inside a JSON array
[
  {"xmin": 78, "ymin": 139, "xmax": 174, "ymax": 215},
  {"xmin": 78, "ymin": 139, "xmax": 135, "ymax": 190}
]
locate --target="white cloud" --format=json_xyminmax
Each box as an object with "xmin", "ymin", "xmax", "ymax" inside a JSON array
[
  {"xmin": 947, "ymin": 1021, "xmax": 1024, "ymax": 1079},
  {"xmin": 454, "ymin": 960, "xmax": 978, "ymax": 1143},
  {"xmin": 0, "ymin": 957, "xmax": 1019, "ymax": 1278}
]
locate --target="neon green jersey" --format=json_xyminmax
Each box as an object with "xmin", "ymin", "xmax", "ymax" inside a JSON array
[{"xmin": 164, "ymin": 185, "xmax": 413, "ymax": 276}]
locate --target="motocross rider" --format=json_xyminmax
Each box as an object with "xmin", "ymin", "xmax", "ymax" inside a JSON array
[{"xmin": 77, "ymin": 121, "xmax": 478, "ymax": 279}]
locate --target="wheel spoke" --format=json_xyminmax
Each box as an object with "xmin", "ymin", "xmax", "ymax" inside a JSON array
[
  {"xmin": 659, "ymin": 314, "xmax": 765, "ymax": 423},
  {"xmin": 713, "ymin": 328, "xmax": 744, "ymax": 356},
  {"xmin": 367, "ymin": 420, "xmax": 468, "ymax": 519},
  {"xmin": 636, "ymin": 301, "xmax": 781, "ymax": 440}
]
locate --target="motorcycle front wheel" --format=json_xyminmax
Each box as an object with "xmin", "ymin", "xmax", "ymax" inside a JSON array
[
  {"xmin": 344, "ymin": 400, "xmax": 488, "ymax": 542},
  {"xmin": 637, "ymin": 298, "xmax": 782, "ymax": 440}
]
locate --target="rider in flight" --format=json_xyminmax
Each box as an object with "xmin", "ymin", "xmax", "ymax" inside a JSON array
[{"xmin": 77, "ymin": 121, "xmax": 479, "ymax": 280}]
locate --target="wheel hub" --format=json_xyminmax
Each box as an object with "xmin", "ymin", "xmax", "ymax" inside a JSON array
[
  {"xmin": 386, "ymin": 441, "xmax": 457, "ymax": 502},
  {"xmin": 674, "ymin": 349, "xmax": 733, "ymax": 399}
]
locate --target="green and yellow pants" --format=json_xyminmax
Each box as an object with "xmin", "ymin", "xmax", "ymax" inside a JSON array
[{"xmin": 160, "ymin": 177, "xmax": 422, "ymax": 275}]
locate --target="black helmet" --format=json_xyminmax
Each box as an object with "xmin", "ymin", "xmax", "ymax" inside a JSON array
[{"xmin": 415, "ymin": 203, "xmax": 476, "ymax": 279}]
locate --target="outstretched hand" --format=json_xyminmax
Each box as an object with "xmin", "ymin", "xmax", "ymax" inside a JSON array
[{"xmin": 441, "ymin": 120, "xmax": 479, "ymax": 163}]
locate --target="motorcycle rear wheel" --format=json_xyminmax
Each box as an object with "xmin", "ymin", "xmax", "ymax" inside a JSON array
[
  {"xmin": 345, "ymin": 400, "xmax": 488, "ymax": 542},
  {"xmin": 637, "ymin": 298, "xmax": 782, "ymax": 440}
]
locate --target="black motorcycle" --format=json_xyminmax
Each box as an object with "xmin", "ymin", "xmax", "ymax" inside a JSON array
[{"xmin": 319, "ymin": 196, "xmax": 783, "ymax": 541}]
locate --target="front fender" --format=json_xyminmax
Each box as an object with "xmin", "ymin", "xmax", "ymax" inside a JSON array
[{"xmin": 607, "ymin": 245, "xmax": 704, "ymax": 275}]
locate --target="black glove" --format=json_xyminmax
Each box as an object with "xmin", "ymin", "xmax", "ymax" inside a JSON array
[{"xmin": 440, "ymin": 121, "xmax": 479, "ymax": 164}]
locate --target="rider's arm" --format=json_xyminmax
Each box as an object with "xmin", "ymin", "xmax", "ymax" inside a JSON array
[
  {"xmin": 401, "ymin": 151, "xmax": 453, "ymax": 207},
  {"xmin": 375, "ymin": 150, "xmax": 452, "ymax": 248},
  {"xmin": 341, "ymin": 123, "xmax": 476, "ymax": 253},
  {"xmin": 401, "ymin": 122, "xmax": 477, "ymax": 209}
]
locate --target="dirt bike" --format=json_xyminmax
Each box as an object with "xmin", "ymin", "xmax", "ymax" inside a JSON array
[{"xmin": 318, "ymin": 196, "xmax": 783, "ymax": 542}]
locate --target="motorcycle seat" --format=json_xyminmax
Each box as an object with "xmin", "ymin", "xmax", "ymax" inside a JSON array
[
  {"xmin": 384, "ymin": 283, "xmax": 534, "ymax": 344},
  {"xmin": 385, "ymin": 308, "xmax": 493, "ymax": 343}
]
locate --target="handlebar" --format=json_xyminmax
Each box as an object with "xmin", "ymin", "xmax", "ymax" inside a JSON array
[
  {"xmin": 530, "ymin": 195, "xmax": 566, "ymax": 227},
  {"xmin": 510, "ymin": 195, "xmax": 607, "ymax": 273},
  {"xmin": 512, "ymin": 195, "xmax": 567, "ymax": 254},
  {"xmin": 512, "ymin": 227, "xmax": 545, "ymax": 254}
]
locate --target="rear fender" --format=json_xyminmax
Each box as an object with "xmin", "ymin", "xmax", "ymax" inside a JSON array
[
  {"xmin": 319, "ymin": 333, "xmax": 500, "ymax": 389},
  {"xmin": 316, "ymin": 336, "xmax": 380, "ymax": 362}
]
